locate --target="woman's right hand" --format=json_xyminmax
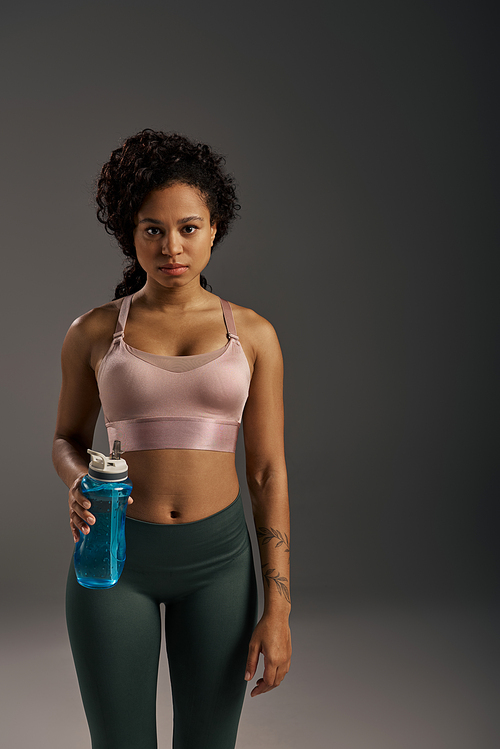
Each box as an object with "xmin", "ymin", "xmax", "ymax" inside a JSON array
[
  {"xmin": 68, "ymin": 474, "xmax": 134, "ymax": 543},
  {"xmin": 68, "ymin": 473, "xmax": 95, "ymax": 543}
]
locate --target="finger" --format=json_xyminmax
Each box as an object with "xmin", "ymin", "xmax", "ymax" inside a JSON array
[
  {"xmin": 250, "ymin": 670, "xmax": 287, "ymax": 697},
  {"xmin": 71, "ymin": 494, "xmax": 95, "ymax": 526},
  {"xmin": 275, "ymin": 664, "xmax": 289, "ymax": 686},
  {"xmin": 251, "ymin": 677, "xmax": 276, "ymax": 698},
  {"xmin": 70, "ymin": 500, "xmax": 95, "ymax": 533},
  {"xmin": 277, "ymin": 653, "xmax": 291, "ymax": 678},
  {"xmin": 70, "ymin": 520, "xmax": 80, "ymax": 543},
  {"xmin": 251, "ymin": 657, "xmax": 289, "ymax": 697},
  {"xmin": 71, "ymin": 507, "xmax": 95, "ymax": 531},
  {"xmin": 262, "ymin": 660, "xmax": 279, "ymax": 690},
  {"xmin": 128, "ymin": 497, "xmax": 134, "ymax": 505},
  {"xmin": 71, "ymin": 511, "xmax": 90, "ymax": 535},
  {"xmin": 250, "ymin": 662, "xmax": 278, "ymax": 698},
  {"xmin": 250, "ymin": 678, "xmax": 266, "ymax": 697},
  {"xmin": 74, "ymin": 490, "xmax": 92, "ymax": 513},
  {"xmin": 245, "ymin": 642, "xmax": 260, "ymax": 681}
]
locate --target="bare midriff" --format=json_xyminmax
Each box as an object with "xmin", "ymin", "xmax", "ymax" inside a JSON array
[{"xmin": 123, "ymin": 448, "xmax": 240, "ymax": 524}]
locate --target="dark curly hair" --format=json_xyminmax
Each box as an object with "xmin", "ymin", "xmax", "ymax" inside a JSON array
[{"xmin": 95, "ymin": 129, "xmax": 241, "ymax": 298}]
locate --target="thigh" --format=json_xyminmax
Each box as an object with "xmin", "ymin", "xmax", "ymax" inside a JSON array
[
  {"xmin": 164, "ymin": 542, "xmax": 258, "ymax": 749},
  {"xmin": 66, "ymin": 560, "xmax": 162, "ymax": 749}
]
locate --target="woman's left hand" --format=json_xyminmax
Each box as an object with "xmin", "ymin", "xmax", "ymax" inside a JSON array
[{"xmin": 244, "ymin": 613, "xmax": 292, "ymax": 697}]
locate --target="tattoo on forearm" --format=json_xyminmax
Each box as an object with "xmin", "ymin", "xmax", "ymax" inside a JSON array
[
  {"xmin": 257, "ymin": 527, "xmax": 290, "ymax": 553},
  {"xmin": 262, "ymin": 563, "xmax": 291, "ymax": 603}
]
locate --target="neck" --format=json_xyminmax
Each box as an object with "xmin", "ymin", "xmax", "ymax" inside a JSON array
[{"xmin": 136, "ymin": 276, "xmax": 211, "ymax": 311}]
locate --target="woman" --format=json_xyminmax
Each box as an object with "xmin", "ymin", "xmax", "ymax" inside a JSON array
[{"xmin": 52, "ymin": 129, "xmax": 291, "ymax": 749}]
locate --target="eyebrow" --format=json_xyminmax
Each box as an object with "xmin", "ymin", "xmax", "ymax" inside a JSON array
[{"xmin": 138, "ymin": 215, "xmax": 205, "ymax": 225}]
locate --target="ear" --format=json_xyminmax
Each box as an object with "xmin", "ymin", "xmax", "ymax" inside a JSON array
[{"xmin": 210, "ymin": 223, "xmax": 217, "ymax": 246}]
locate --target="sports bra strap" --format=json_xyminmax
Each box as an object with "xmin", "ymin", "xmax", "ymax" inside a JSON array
[
  {"xmin": 219, "ymin": 298, "xmax": 239, "ymax": 340},
  {"xmin": 113, "ymin": 294, "xmax": 239, "ymax": 342},
  {"xmin": 113, "ymin": 294, "xmax": 133, "ymax": 341}
]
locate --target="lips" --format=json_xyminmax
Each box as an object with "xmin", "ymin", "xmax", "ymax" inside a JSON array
[{"xmin": 159, "ymin": 264, "xmax": 189, "ymax": 276}]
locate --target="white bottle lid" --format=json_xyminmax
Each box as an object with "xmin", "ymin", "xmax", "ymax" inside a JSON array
[{"xmin": 87, "ymin": 441, "xmax": 129, "ymax": 482}]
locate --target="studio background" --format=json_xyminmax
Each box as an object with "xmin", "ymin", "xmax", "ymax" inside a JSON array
[{"xmin": 1, "ymin": 1, "xmax": 498, "ymax": 747}]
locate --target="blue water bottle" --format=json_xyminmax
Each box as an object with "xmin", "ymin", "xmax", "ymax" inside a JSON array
[{"xmin": 74, "ymin": 440, "xmax": 132, "ymax": 589}]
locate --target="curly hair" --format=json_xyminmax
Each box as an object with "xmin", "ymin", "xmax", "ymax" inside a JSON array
[{"xmin": 95, "ymin": 129, "xmax": 241, "ymax": 298}]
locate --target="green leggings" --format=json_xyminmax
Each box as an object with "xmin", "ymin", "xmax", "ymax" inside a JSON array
[{"xmin": 66, "ymin": 492, "xmax": 258, "ymax": 749}]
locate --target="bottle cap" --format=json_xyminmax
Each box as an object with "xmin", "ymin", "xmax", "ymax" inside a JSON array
[{"xmin": 87, "ymin": 441, "xmax": 129, "ymax": 482}]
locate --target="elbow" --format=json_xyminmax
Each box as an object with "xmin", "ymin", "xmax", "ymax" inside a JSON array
[
  {"xmin": 245, "ymin": 462, "xmax": 288, "ymax": 497},
  {"xmin": 52, "ymin": 432, "xmax": 90, "ymax": 463},
  {"xmin": 246, "ymin": 468, "xmax": 271, "ymax": 494}
]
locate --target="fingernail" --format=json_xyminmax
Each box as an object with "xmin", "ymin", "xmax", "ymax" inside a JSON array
[
  {"xmin": 245, "ymin": 672, "xmax": 251, "ymax": 680},
  {"xmin": 84, "ymin": 502, "xmax": 91, "ymax": 509},
  {"xmin": 87, "ymin": 516, "xmax": 95, "ymax": 524}
]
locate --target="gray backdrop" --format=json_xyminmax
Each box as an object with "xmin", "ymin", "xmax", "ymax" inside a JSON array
[{"xmin": 1, "ymin": 1, "xmax": 499, "ymax": 747}]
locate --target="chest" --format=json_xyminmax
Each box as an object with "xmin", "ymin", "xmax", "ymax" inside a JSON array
[{"xmin": 123, "ymin": 311, "xmax": 229, "ymax": 357}]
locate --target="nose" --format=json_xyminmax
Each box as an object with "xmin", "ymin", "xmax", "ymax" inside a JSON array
[{"xmin": 161, "ymin": 231, "xmax": 183, "ymax": 256}]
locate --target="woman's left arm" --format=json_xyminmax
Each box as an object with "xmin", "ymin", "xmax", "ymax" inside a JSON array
[{"xmin": 242, "ymin": 314, "xmax": 292, "ymax": 697}]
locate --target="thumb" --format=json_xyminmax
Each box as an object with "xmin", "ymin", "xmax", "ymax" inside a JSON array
[{"xmin": 245, "ymin": 640, "xmax": 260, "ymax": 681}]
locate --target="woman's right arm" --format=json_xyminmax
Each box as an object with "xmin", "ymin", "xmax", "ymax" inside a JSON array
[{"xmin": 52, "ymin": 314, "xmax": 104, "ymax": 542}]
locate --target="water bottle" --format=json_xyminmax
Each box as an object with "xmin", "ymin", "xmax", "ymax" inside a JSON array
[{"xmin": 74, "ymin": 440, "xmax": 133, "ymax": 589}]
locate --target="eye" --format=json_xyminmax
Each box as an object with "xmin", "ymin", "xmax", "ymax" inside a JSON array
[
  {"xmin": 146, "ymin": 227, "xmax": 161, "ymax": 236},
  {"xmin": 183, "ymin": 225, "xmax": 198, "ymax": 234}
]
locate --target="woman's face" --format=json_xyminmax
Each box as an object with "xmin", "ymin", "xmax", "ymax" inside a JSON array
[{"xmin": 133, "ymin": 182, "xmax": 217, "ymax": 288}]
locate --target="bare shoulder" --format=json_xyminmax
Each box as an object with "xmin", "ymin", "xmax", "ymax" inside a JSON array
[
  {"xmin": 62, "ymin": 298, "xmax": 122, "ymax": 367},
  {"xmin": 64, "ymin": 298, "xmax": 119, "ymax": 340},
  {"xmin": 228, "ymin": 301, "xmax": 282, "ymax": 361}
]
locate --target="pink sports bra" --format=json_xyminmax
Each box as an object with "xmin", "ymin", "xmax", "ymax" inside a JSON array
[{"xmin": 96, "ymin": 294, "xmax": 251, "ymax": 454}]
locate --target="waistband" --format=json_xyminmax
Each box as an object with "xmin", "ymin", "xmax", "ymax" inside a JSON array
[{"xmin": 123, "ymin": 491, "xmax": 248, "ymax": 572}]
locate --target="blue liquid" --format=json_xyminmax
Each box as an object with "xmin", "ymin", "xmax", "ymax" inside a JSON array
[{"xmin": 74, "ymin": 475, "xmax": 132, "ymax": 589}]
